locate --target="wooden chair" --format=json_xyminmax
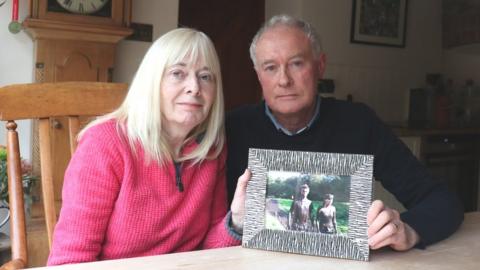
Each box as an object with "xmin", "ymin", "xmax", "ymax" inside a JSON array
[{"xmin": 0, "ymin": 82, "xmax": 128, "ymax": 269}]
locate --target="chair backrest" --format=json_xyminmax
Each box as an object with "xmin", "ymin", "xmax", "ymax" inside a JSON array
[{"xmin": 0, "ymin": 82, "xmax": 128, "ymax": 268}]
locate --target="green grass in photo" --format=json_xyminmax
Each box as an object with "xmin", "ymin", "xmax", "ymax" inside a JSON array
[{"xmin": 267, "ymin": 197, "xmax": 350, "ymax": 234}]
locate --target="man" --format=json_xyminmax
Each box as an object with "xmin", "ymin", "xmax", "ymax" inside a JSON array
[
  {"xmin": 226, "ymin": 14, "xmax": 463, "ymax": 251},
  {"xmin": 288, "ymin": 183, "xmax": 314, "ymax": 231}
]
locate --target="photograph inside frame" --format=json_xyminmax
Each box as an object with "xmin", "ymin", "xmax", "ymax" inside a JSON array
[{"xmin": 265, "ymin": 172, "xmax": 350, "ymax": 235}]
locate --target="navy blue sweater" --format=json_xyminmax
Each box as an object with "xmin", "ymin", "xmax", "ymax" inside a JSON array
[{"xmin": 226, "ymin": 98, "xmax": 463, "ymax": 247}]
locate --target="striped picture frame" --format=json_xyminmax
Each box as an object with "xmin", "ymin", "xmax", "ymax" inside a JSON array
[{"xmin": 243, "ymin": 148, "xmax": 373, "ymax": 261}]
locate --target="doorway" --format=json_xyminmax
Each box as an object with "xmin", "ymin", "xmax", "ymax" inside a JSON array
[{"xmin": 178, "ymin": 0, "xmax": 264, "ymax": 111}]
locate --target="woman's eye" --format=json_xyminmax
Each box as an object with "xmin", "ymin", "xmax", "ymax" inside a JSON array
[
  {"xmin": 199, "ymin": 73, "xmax": 213, "ymax": 82},
  {"xmin": 171, "ymin": 70, "xmax": 185, "ymax": 79}
]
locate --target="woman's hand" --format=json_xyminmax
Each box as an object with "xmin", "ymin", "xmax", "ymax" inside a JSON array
[
  {"xmin": 367, "ymin": 200, "xmax": 420, "ymax": 251},
  {"xmin": 230, "ymin": 169, "xmax": 251, "ymax": 234}
]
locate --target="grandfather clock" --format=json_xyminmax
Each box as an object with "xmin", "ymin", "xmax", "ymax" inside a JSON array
[
  {"xmin": 24, "ymin": 0, "xmax": 132, "ymax": 82},
  {"xmin": 21, "ymin": 0, "xmax": 132, "ymax": 266}
]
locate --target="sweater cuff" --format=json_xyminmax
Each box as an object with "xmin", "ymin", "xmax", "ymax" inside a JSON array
[
  {"xmin": 225, "ymin": 211, "xmax": 242, "ymax": 241},
  {"xmin": 400, "ymin": 212, "xmax": 426, "ymax": 249}
]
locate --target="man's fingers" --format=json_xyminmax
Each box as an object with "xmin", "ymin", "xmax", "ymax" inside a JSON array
[
  {"xmin": 370, "ymin": 234, "xmax": 394, "ymax": 250},
  {"xmin": 368, "ymin": 220, "xmax": 400, "ymax": 248},
  {"xmin": 367, "ymin": 200, "xmax": 385, "ymax": 226},
  {"xmin": 368, "ymin": 207, "xmax": 395, "ymax": 237}
]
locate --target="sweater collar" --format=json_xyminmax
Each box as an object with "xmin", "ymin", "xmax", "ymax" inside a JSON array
[{"xmin": 264, "ymin": 95, "xmax": 321, "ymax": 136}]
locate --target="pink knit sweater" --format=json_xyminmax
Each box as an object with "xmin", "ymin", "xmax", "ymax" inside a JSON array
[{"xmin": 47, "ymin": 120, "xmax": 240, "ymax": 265}]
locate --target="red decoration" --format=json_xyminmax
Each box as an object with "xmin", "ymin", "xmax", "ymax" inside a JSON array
[{"xmin": 12, "ymin": 0, "xmax": 19, "ymax": 21}]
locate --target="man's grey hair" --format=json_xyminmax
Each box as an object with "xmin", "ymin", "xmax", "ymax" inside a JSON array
[{"xmin": 249, "ymin": 14, "xmax": 323, "ymax": 67}]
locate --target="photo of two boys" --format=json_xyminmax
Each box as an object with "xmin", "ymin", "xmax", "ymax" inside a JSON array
[{"xmin": 265, "ymin": 171, "xmax": 351, "ymax": 234}]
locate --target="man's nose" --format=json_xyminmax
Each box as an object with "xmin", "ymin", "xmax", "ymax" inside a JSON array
[{"xmin": 278, "ymin": 66, "xmax": 292, "ymax": 87}]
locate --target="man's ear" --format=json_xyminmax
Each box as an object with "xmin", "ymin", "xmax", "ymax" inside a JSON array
[
  {"xmin": 252, "ymin": 64, "xmax": 260, "ymax": 79},
  {"xmin": 253, "ymin": 65, "xmax": 266, "ymax": 100},
  {"xmin": 317, "ymin": 53, "xmax": 327, "ymax": 78}
]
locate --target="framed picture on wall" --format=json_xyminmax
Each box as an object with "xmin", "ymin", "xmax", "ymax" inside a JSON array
[
  {"xmin": 350, "ymin": 0, "xmax": 408, "ymax": 47},
  {"xmin": 242, "ymin": 148, "xmax": 373, "ymax": 261}
]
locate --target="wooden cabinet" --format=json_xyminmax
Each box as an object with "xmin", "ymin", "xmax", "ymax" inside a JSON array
[
  {"xmin": 421, "ymin": 134, "xmax": 480, "ymax": 212},
  {"xmin": 377, "ymin": 128, "xmax": 480, "ymax": 214},
  {"xmin": 399, "ymin": 136, "xmax": 422, "ymax": 158}
]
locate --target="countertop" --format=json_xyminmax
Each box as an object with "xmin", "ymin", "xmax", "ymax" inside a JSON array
[{"xmin": 388, "ymin": 123, "xmax": 480, "ymax": 137}]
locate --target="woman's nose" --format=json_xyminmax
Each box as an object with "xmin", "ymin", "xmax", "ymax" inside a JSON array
[{"xmin": 185, "ymin": 74, "xmax": 200, "ymax": 95}]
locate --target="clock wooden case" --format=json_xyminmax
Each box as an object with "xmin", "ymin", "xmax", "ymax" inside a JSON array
[
  {"xmin": 22, "ymin": 1, "xmax": 133, "ymax": 266},
  {"xmin": 23, "ymin": 0, "xmax": 133, "ymax": 82}
]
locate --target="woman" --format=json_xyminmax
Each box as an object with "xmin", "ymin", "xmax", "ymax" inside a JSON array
[
  {"xmin": 48, "ymin": 28, "xmax": 249, "ymax": 265},
  {"xmin": 316, "ymin": 193, "xmax": 337, "ymax": 234}
]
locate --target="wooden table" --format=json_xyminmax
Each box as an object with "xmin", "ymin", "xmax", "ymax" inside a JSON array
[{"xmin": 32, "ymin": 212, "xmax": 480, "ymax": 270}]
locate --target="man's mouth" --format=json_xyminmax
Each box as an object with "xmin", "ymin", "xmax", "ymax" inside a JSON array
[{"xmin": 276, "ymin": 94, "xmax": 297, "ymax": 100}]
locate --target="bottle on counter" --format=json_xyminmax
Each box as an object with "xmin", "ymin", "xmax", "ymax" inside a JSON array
[
  {"xmin": 460, "ymin": 79, "xmax": 480, "ymax": 126},
  {"xmin": 434, "ymin": 81, "xmax": 451, "ymax": 128}
]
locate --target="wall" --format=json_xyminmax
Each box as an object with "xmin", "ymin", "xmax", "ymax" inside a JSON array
[
  {"xmin": 0, "ymin": 0, "xmax": 179, "ymax": 142},
  {"xmin": 0, "ymin": 0, "xmax": 34, "ymax": 236},
  {"xmin": 265, "ymin": 0, "xmax": 443, "ymax": 123},
  {"xmin": 0, "ymin": 0, "xmax": 34, "ymax": 160},
  {"xmin": 1, "ymin": 0, "xmax": 179, "ymax": 146},
  {"xmin": 443, "ymin": 45, "xmax": 480, "ymax": 90},
  {"xmin": 113, "ymin": 0, "xmax": 179, "ymax": 83},
  {"xmin": 0, "ymin": 0, "xmax": 178, "ymax": 235},
  {"xmin": 265, "ymin": 0, "xmax": 302, "ymax": 19}
]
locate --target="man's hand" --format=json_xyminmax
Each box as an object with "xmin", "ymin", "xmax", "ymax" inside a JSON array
[
  {"xmin": 367, "ymin": 200, "xmax": 420, "ymax": 251},
  {"xmin": 230, "ymin": 169, "xmax": 251, "ymax": 234}
]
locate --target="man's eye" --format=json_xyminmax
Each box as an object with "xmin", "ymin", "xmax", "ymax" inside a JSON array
[
  {"xmin": 264, "ymin": 65, "xmax": 277, "ymax": 72},
  {"xmin": 291, "ymin": 61, "xmax": 303, "ymax": 67}
]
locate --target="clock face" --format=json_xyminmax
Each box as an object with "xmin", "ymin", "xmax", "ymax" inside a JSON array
[{"xmin": 47, "ymin": 0, "xmax": 112, "ymax": 17}]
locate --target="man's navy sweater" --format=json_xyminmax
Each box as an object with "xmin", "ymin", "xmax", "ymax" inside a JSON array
[{"xmin": 226, "ymin": 98, "xmax": 463, "ymax": 247}]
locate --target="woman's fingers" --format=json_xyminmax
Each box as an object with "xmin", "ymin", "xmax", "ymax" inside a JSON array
[{"xmin": 230, "ymin": 169, "xmax": 251, "ymax": 232}]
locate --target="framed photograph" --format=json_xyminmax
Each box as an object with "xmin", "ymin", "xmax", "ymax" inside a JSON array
[
  {"xmin": 242, "ymin": 148, "xmax": 373, "ymax": 261},
  {"xmin": 350, "ymin": 0, "xmax": 408, "ymax": 47}
]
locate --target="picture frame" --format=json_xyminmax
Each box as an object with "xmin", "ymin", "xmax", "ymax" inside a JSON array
[
  {"xmin": 350, "ymin": 0, "xmax": 408, "ymax": 47},
  {"xmin": 243, "ymin": 148, "xmax": 373, "ymax": 261}
]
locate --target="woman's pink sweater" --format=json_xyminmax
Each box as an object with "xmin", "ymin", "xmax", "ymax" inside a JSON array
[{"xmin": 47, "ymin": 121, "xmax": 240, "ymax": 265}]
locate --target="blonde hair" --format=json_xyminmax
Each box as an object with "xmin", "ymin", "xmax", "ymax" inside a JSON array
[{"xmin": 80, "ymin": 28, "xmax": 225, "ymax": 165}]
